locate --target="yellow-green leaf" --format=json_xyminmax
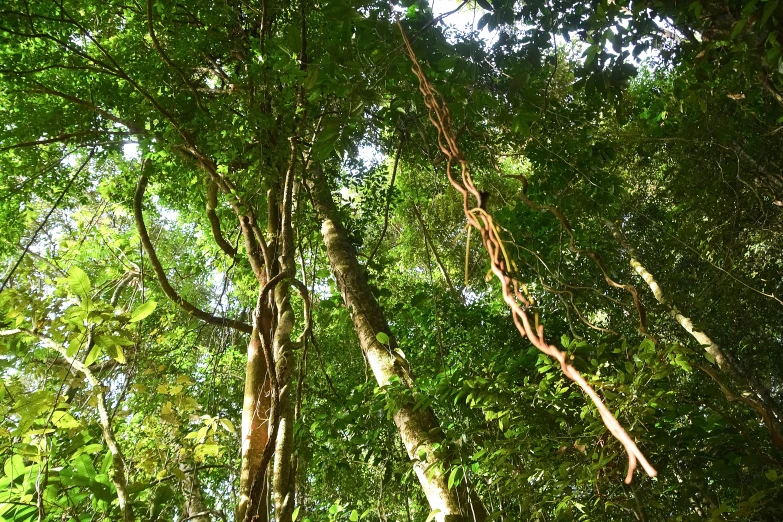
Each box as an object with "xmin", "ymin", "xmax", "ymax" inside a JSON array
[
  {"xmin": 4, "ymin": 455, "xmax": 25, "ymax": 479},
  {"xmin": 67, "ymin": 267, "xmax": 91, "ymax": 297},
  {"xmin": 219, "ymin": 418, "xmax": 236, "ymax": 434},
  {"xmin": 425, "ymin": 509, "xmax": 442, "ymax": 522},
  {"xmin": 129, "ymin": 300, "xmax": 157, "ymax": 323},
  {"xmin": 83, "ymin": 345, "xmax": 102, "ymax": 367}
]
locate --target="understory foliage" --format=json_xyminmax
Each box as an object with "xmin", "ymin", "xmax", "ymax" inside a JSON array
[{"xmin": 1, "ymin": 0, "xmax": 782, "ymax": 521}]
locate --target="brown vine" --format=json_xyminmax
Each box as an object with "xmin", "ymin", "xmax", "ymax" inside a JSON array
[{"xmin": 394, "ymin": 19, "xmax": 657, "ymax": 483}]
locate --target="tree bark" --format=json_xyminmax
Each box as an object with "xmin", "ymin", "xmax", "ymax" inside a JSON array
[
  {"xmin": 237, "ymin": 332, "xmax": 271, "ymax": 522},
  {"xmin": 607, "ymin": 221, "xmax": 783, "ymax": 448},
  {"xmin": 306, "ymin": 164, "xmax": 487, "ymax": 522},
  {"xmin": 180, "ymin": 463, "xmax": 211, "ymax": 522}
]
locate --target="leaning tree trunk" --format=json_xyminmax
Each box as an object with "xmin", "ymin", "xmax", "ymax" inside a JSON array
[
  {"xmin": 607, "ymin": 221, "xmax": 783, "ymax": 448},
  {"xmin": 307, "ymin": 164, "xmax": 487, "ymax": 522}
]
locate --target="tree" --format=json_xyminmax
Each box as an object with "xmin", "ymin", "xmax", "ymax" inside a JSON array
[{"xmin": 2, "ymin": 0, "xmax": 782, "ymax": 521}]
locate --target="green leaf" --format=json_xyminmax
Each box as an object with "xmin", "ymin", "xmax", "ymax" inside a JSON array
[
  {"xmin": 72, "ymin": 453, "xmax": 97, "ymax": 479},
  {"xmin": 106, "ymin": 344, "xmax": 126, "ymax": 364},
  {"xmin": 3, "ymin": 455, "xmax": 25, "ymax": 478},
  {"xmin": 375, "ymin": 332, "xmax": 389, "ymax": 344},
  {"xmin": 761, "ymin": 0, "xmax": 779, "ymax": 26},
  {"xmin": 67, "ymin": 267, "xmax": 91, "ymax": 297},
  {"xmin": 66, "ymin": 336, "xmax": 82, "ymax": 357},
  {"xmin": 90, "ymin": 474, "xmax": 114, "ymax": 512},
  {"xmin": 151, "ymin": 484, "xmax": 175, "ymax": 520},
  {"xmin": 349, "ymin": 509, "xmax": 359, "ymax": 521},
  {"xmin": 51, "ymin": 410, "xmax": 81, "ymax": 429},
  {"xmin": 477, "ymin": 12, "xmax": 492, "ymax": 31},
  {"xmin": 731, "ymin": 18, "xmax": 747, "ymax": 38},
  {"xmin": 82, "ymin": 444, "xmax": 105, "ymax": 456},
  {"xmin": 83, "ymin": 344, "xmax": 102, "ymax": 367},
  {"xmin": 741, "ymin": 0, "xmax": 758, "ymax": 17},
  {"xmin": 130, "ymin": 300, "xmax": 157, "ymax": 322},
  {"xmin": 447, "ymin": 467, "xmax": 460, "ymax": 489},
  {"xmin": 292, "ymin": 506, "xmax": 301, "ymax": 521},
  {"xmin": 304, "ymin": 70, "xmax": 319, "ymax": 90},
  {"xmin": 584, "ymin": 45, "xmax": 598, "ymax": 66},
  {"xmin": 689, "ymin": 1, "xmax": 702, "ymax": 18}
]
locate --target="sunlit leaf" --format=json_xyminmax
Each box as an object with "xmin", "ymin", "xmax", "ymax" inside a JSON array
[
  {"xmin": 129, "ymin": 300, "xmax": 157, "ymax": 323},
  {"xmin": 67, "ymin": 267, "xmax": 91, "ymax": 297}
]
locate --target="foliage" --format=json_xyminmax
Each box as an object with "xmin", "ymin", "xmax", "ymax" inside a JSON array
[{"xmin": 1, "ymin": 0, "xmax": 783, "ymax": 521}]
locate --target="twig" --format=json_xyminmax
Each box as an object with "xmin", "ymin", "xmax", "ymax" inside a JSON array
[
  {"xmin": 366, "ymin": 137, "xmax": 404, "ymax": 266},
  {"xmin": 1, "ymin": 150, "xmax": 93, "ymax": 293}
]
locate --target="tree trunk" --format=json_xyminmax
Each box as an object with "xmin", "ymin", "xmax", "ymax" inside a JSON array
[
  {"xmin": 607, "ymin": 221, "xmax": 783, "ymax": 448},
  {"xmin": 307, "ymin": 164, "xmax": 487, "ymax": 522},
  {"xmin": 180, "ymin": 463, "xmax": 211, "ymax": 522},
  {"xmin": 237, "ymin": 332, "xmax": 271, "ymax": 522},
  {"xmin": 272, "ymin": 146, "xmax": 299, "ymax": 522}
]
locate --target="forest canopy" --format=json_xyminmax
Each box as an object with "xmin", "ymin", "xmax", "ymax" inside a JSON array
[{"xmin": 1, "ymin": 0, "xmax": 782, "ymax": 521}]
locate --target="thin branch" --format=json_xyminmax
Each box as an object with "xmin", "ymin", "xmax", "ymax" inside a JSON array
[
  {"xmin": 505, "ymin": 173, "xmax": 650, "ymax": 336},
  {"xmin": 134, "ymin": 165, "xmax": 251, "ymax": 333},
  {"xmin": 366, "ymin": 137, "xmax": 403, "ymax": 266},
  {"xmin": 411, "ymin": 202, "xmax": 460, "ymax": 297},
  {"xmin": 1, "ymin": 150, "xmax": 93, "ymax": 293}
]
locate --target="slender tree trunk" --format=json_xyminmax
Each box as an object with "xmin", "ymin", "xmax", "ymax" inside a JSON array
[
  {"xmin": 180, "ymin": 463, "xmax": 211, "ymax": 522},
  {"xmin": 15, "ymin": 333, "xmax": 135, "ymax": 522},
  {"xmin": 272, "ymin": 145, "xmax": 299, "ymax": 522},
  {"xmin": 607, "ymin": 221, "xmax": 783, "ymax": 448},
  {"xmin": 307, "ymin": 164, "xmax": 487, "ymax": 522}
]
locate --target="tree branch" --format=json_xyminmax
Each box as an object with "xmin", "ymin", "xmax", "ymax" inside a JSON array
[
  {"xmin": 1, "ymin": 150, "xmax": 93, "ymax": 293},
  {"xmin": 205, "ymin": 180, "xmax": 238, "ymax": 258},
  {"xmin": 0, "ymin": 131, "xmax": 130, "ymax": 152},
  {"xmin": 134, "ymin": 166, "xmax": 252, "ymax": 333},
  {"xmin": 145, "ymin": 0, "xmax": 205, "ymax": 110},
  {"xmin": 0, "ymin": 328, "xmax": 134, "ymax": 521},
  {"xmin": 29, "ymin": 83, "xmax": 147, "ymax": 135}
]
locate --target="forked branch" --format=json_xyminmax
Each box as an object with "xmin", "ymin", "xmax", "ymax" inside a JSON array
[{"xmin": 134, "ymin": 166, "xmax": 252, "ymax": 333}]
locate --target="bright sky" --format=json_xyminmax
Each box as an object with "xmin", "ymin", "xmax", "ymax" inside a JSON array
[{"xmin": 431, "ymin": 0, "xmax": 498, "ymax": 44}]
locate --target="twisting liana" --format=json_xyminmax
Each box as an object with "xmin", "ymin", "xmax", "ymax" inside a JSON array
[{"xmin": 393, "ymin": 14, "xmax": 657, "ymax": 483}]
